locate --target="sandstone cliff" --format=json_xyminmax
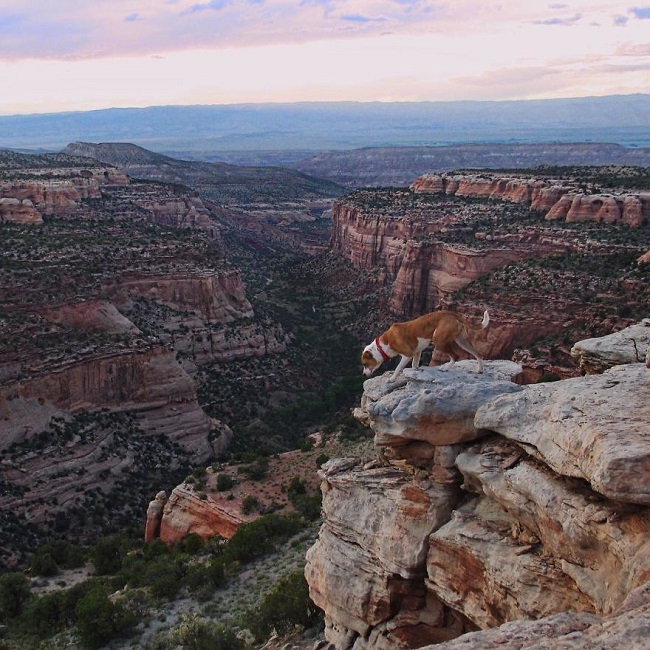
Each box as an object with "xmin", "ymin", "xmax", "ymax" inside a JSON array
[
  {"xmin": 411, "ymin": 172, "xmax": 650, "ymax": 228},
  {"xmin": 0, "ymin": 166, "xmax": 128, "ymax": 223},
  {"xmin": 305, "ymin": 323, "xmax": 650, "ymax": 649},
  {"xmin": 331, "ymin": 177, "xmax": 649, "ymax": 371}
]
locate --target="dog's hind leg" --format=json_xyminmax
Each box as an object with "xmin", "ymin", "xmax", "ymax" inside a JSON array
[
  {"xmin": 432, "ymin": 332, "xmax": 457, "ymax": 371},
  {"xmin": 455, "ymin": 333, "xmax": 484, "ymax": 373}
]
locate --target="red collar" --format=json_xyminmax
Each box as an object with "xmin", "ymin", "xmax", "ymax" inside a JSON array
[{"xmin": 375, "ymin": 337, "xmax": 391, "ymax": 363}]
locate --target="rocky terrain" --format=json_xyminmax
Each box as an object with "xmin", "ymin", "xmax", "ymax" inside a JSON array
[
  {"xmin": 305, "ymin": 322, "xmax": 650, "ymax": 649},
  {"xmin": 0, "ymin": 151, "xmax": 300, "ymax": 565},
  {"xmin": 330, "ymin": 169, "xmax": 650, "ymax": 374}
]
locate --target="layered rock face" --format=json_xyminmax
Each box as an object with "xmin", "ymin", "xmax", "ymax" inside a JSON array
[
  {"xmin": 329, "ymin": 199, "xmax": 542, "ymax": 317},
  {"xmin": 0, "ymin": 167, "xmax": 129, "ymax": 222},
  {"xmin": 305, "ymin": 323, "xmax": 650, "ymax": 649},
  {"xmin": 411, "ymin": 173, "xmax": 650, "ymax": 227}
]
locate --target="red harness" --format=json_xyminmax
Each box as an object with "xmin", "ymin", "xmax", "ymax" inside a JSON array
[{"xmin": 375, "ymin": 337, "xmax": 391, "ymax": 363}]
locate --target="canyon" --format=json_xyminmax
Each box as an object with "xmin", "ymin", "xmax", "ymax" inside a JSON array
[
  {"xmin": 0, "ymin": 150, "xmax": 313, "ymax": 565},
  {"xmin": 330, "ymin": 171, "xmax": 650, "ymax": 374},
  {"xmin": 305, "ymin": 323, "xmax": 650, "ymax": 649}
]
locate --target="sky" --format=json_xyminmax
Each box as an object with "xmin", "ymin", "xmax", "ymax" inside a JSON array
[{"xmin": 0, "ymin": 1, "xmax": 649, "ymax": 115}]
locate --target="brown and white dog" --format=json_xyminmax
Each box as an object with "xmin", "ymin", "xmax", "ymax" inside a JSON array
[{"xmin": 361, "ymin": 310, "xmax": 489, "ymax": 380}]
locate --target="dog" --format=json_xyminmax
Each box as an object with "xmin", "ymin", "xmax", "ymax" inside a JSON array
[{"xmin": 361, "ymin": 310, "xmax": 489, "ymax": 381}]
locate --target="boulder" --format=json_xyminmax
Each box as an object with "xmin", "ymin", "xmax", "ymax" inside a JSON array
[
  {"xmin": 359, "ymin": 361, "xmax": 522, "ymax": 452},
  {"xmin": 571, "ymin": 319, "xmax": 650, "ymax": 373},
  {"xmin": 475, "ymin": 363, "xmax": 650, "ymax": 505}
]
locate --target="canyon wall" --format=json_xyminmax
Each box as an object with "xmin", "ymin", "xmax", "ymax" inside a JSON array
[
  {"xmin": 305, "ymin": 324, "xmax": 650, "ymax": 649},
  {"xmin": 0, "ymin": 167, "xmax": 129, "ymax": 223},
  {"xmin": 411, "ymin": 173, "xmax": 650, "ymax": 227}
]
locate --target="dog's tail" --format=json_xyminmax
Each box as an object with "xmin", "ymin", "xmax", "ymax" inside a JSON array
[{"xmin": 480, "ymin": 309, "xmax": 489, "ymax": 329}]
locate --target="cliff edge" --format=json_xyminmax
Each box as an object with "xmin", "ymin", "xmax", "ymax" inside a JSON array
[{"xmin": 305, "ymin": 323, "xmax": 650, "ymax": 649}]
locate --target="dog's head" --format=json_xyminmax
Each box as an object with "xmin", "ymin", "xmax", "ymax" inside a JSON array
[{"xmin": 361, "ymin": 347, "xmax": 382, "ymax": 376}]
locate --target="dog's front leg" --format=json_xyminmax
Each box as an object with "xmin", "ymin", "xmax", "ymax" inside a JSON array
[{"xmin": 391, "ymin": 355, "xmax": 412, "ymax": 380}]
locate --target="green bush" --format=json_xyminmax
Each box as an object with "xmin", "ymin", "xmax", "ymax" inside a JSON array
[
  {"xmin": 75, "ymin": 587, "xmax": 135, "ymax": 649},
  {"xmin": 30, "ymin": 550, "xmax": 59, "ymax": 577},
  {"xmin": 180, "ymin": 533, "xmax": 206, "ymax": 555},
  {"xmin": 224, "ymin": 513, "xmax": 304, "ymax": 564},
  {"xmin": 148, "ymin": 614, "xmax": 246, "ymax": 650},
  {"xmin": 0, "ymin": 572, "xmax": 30, "ymax": 621},
  {"xmin": 216, "ymin": 473, "xmax": 235, "ymax": 491},
  {"xmin": 90, "ymin": 536, "xmax": 123, "ymax": 575},
  {"xmin": 242, "ymin": 570, "xmax": 320, "ymax": 641},
  {"xmin": 241, "ymin": 495, "xmax": 259, "ymax": 515},
  {"xmin": 315, "ymin": 453, "xmax": 329, "ymax": 467},
  {"xmin": 21, "ymin": 591, "xmax": 67, "ymax": 637}
]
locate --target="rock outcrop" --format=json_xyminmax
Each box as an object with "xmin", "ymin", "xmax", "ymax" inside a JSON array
[
  {"xmin": 306, "ymin": 326, "xmax": 650, "ymax": 649},
  {"xmin": 158, "ymin": 483, "xmax": 245, "ymax": 544},
  {"xmin": 0, "ymin": 344, "xmax": 217, "ymax": 459},
  {"xmin": 0, "ymin": 197, "xmax": 43, "ymax": 224},
  {"xmin": 411, "ymin": 173, "xmax": 650, "ymax": 227},
  {"xmin": 329, "ymin": 197, "xmax": 554, "ymax": 318},
  {"xmin": 570, "ymin": 318, "xmax": 650, "ymax": 373},
  {"xmin": 0, "ymin": 166, "xmax": 129, "ymax": 221}
]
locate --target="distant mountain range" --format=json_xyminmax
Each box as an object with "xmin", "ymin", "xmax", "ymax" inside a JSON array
[{"xmin": 2, "ymin": 95, "xmax": 650, "ymax": 158}]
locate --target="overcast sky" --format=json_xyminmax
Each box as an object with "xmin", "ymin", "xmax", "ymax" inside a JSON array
[{"xmin": 0, "ymin": 1, "xmax": 649, "ymax": 115}]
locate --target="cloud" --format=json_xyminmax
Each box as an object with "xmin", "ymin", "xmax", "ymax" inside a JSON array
[
  {"xmin": 616, "ymin": 42, "xmax": 650, "ymax": 56},
  {"xmin": 630, "ymin": 6, "xmax": 650, "ymax": 19},
  {"xmin": 548, "ymin": 3, "xmax": 567, "ymax": 8},
  {"xmin": 340, "ymin": 14, "xmax": 387, "ymax": 23},
  {"xmin": 124, "ymin": 13, "xmax": 140, "ymax": 22},
  {"xmin": 183, "ymin": 0, "xmax": 231, "ymax": 14},
  {"xmin": 532, "ymin": 13, "xmax": 581, "ymax": 26}
]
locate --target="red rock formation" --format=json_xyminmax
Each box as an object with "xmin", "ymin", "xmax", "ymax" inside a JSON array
[
  {"xmin": 103, "ymin": 270, "xmax": 253, "ymax": 323},
  {"xmin": 159, "ymin": 483, "xmax": 247, "ymax": 543},
  {"xmin": 411, "ymin": 173, "xmax": 650, "ymax": 227},
  {"xmin": 0, "ymin": 197, "xmax": 43, "ymax": 224},
  {"xmin": 329, "ymin": 193, "xmax": 566, "ymax": 327},
  {"xmin": 135, "ymin": 195, "xmax": 221, "ymax": 239},
  {"xmin": 43, "ymin": 300, "xmax": 141, "ymax": 334},
  {"xmin": 145, "ymin": 491, "xmax": 169, "ymax": 543},
  {"xmin": 0, "ymin": 167, "xmax": 128, "ymax": 220},
  {"xmin": 390, "ymin": 242, "xmax": 528, "ymax": 315},
  {"xmin": 0, "ymin": 345, "xmax": 214, "ymax": 460}
]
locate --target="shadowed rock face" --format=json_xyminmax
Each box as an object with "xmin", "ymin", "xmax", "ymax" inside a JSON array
[{"xmin": 305, "ymin": 325, "xmax": 650, "ymax": 650}]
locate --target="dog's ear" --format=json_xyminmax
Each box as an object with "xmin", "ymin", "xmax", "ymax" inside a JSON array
[{"xmin": 361, "ymin": 350, "xmax": 373, "ymax": 361}]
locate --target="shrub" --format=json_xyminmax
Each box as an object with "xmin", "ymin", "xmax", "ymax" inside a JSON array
[
  {"xmin": 216, "ymin": 473, "xmax": 235, "ymax": 491},
  {"xmin": 90, "ymin": 536, "xmax": 123, "ymax": 575},
  {"xmin": 180, "ymin": 533, "xmax": 206, "ymax": 555},
  {"xmin": 242, "ymin": 570, "xmax": 320, "ymax": 641},
  {"xmin": 241, "ymin": 495, "xmax": 259, "ymax": 515},
  {"xmin": 21, "ymin": 591, "xmax": 67, "ymax": 637},
  {"xmin": 240, "ymin": 457, "xmax": 269, "ymax": 481},
  {"xmin": 224, "ymin": 513, "xmax": 303, "ymax": 564},
  {"xmin": 30, "ymin": 550, "xmax": 59, "ymax": 577},
  {"xmin": 315, "ymin": 453, "xmax": 329, "ymax": 467},
  {"xmin": 0, "ymin": 572, "xmax": 30, "ymax": 621},
  {"xmin": 75, "ymin": 587, "xmax": 135, "ymax": 649},
  {"xmin": 149, "ymin": 614, "xmax": 246, "ymax": 650}
]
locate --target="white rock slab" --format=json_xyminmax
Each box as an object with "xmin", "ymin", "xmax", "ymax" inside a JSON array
[
  {"xmin": 475, "ymin": 363, "xmax": 650, "ymax": 505},
  {"xmin": 362, "ymin": 361, "xmax": 523, "ymax": 447},
  {"xmin": 571, "ymin": 319, "xmax": 650, "ymax": 373}
]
